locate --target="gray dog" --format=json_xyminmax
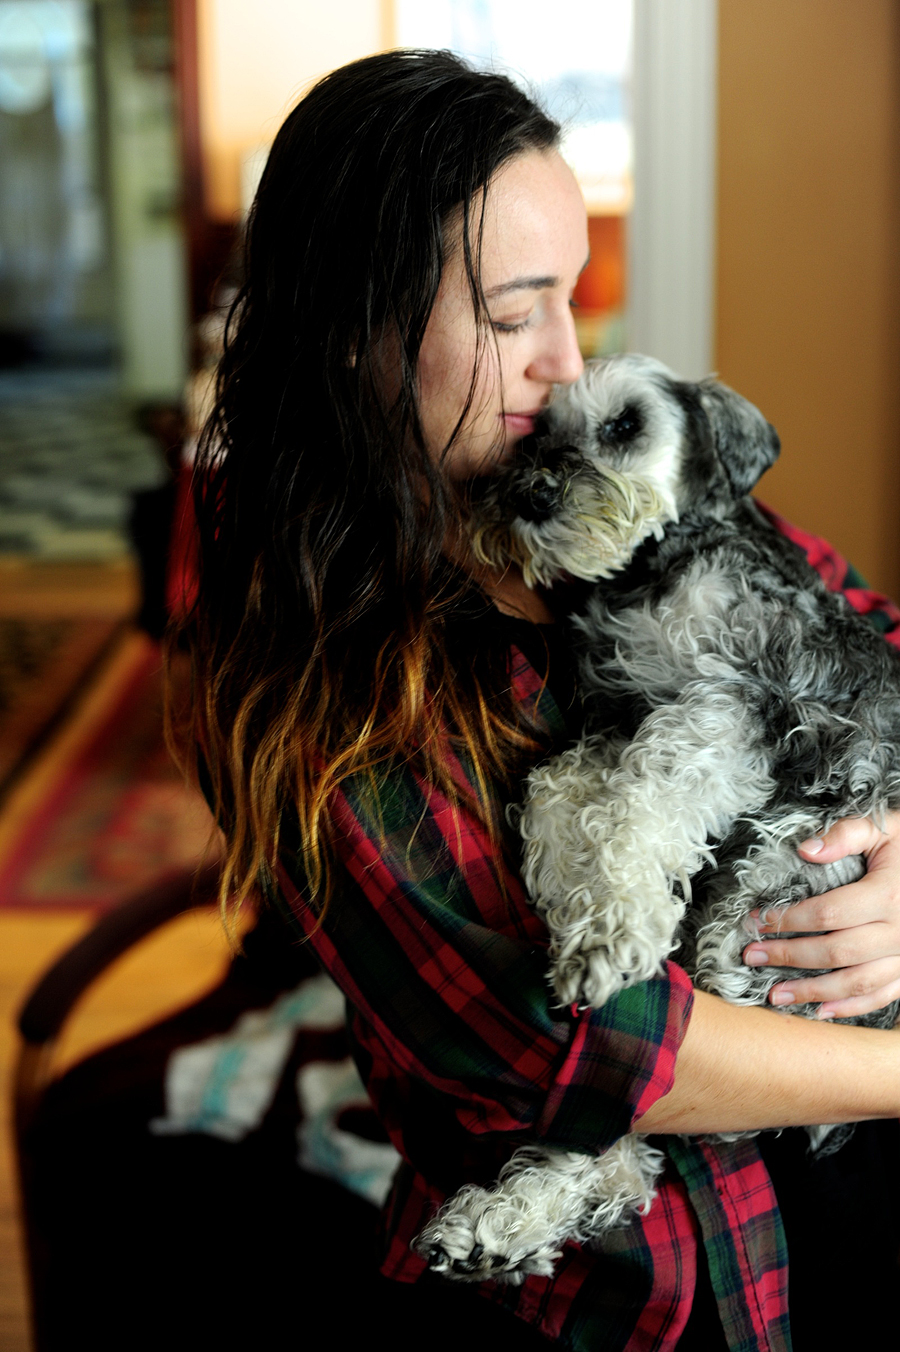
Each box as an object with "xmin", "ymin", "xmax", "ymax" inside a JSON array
[{"xmin": 414, "ymin": 354, "xmax": 900, "ymax": 1284}]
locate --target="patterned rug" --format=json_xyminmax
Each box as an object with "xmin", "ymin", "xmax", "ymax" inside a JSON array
[
  {"xmin": 0, "ymin": 615, "xmax": 123, "ymax": 797},
  {"xmin": 0, "ymin": 631, "xmax": 219, "ymax": 910},
  {"xmin": 0, "ymin": 367, "xmax": 167, "ymax": 560}
]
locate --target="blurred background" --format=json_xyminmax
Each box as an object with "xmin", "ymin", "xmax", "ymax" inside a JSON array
[{"xmin": 0, "ymin": 1, "xmax": 898, "ymax": 1346}]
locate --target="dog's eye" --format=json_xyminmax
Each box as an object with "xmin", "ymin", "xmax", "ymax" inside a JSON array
[{"xmin": 599, "ymin": 406, "xmax": 643, "ymax": 444}]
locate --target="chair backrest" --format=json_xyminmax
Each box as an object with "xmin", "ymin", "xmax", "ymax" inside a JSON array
[{"xmin": 13, "ymin": 862, "xmax": 222, "ymax": 1352}]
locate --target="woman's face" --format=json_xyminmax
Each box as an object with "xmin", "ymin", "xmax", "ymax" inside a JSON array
[{"xmin": 418, "ymin": 149, "xmax": 589, "ymax": 481}]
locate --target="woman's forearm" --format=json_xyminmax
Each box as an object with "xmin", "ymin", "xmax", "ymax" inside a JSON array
[{"xmin": 635, "ymin": 989, "xmax": 900, "ymax": 1134}]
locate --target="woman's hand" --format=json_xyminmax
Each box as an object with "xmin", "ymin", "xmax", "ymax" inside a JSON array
[{"xmin": 742, "ymin": 812, "xmax": 900, "ymax": 1020}]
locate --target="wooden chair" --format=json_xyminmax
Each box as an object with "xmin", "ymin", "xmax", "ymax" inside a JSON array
[{"xmin": 13, "ymin": 864, "xmax": 221, "ymax": 1352}]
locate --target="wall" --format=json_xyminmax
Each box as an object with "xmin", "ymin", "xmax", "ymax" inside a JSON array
[
  {"xmin": 716, "ymin": 0, "xmax": 900, "ymax": 594},
  {"xmin": 196, "ymin": 0, "xmax": 391, "ymax": 221}
]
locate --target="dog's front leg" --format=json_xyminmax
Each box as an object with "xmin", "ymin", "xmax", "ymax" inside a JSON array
[
  {"xmin": 522, "ymin": 694, "xmax": 775, "ymax": 1007},
  {"xmin": 414, "ymin": 1135, "xmax": 665, "ymax": 1284}
]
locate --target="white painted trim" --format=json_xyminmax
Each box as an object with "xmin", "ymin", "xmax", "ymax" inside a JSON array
[{"xmin": 628, "ymin": 0, "xmax": 718, "ymax": 379}]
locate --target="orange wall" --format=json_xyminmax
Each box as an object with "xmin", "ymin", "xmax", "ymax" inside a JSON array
[
  {"xmin": 573, "ymin": 216, "xmax": 626, "ymax": 315},
  {"xmin": 197, "ymin": 0, "xmax": 392, "ymax": 220},
  {"xmin": 716, "ymin": 0, "xmax": 900, "ymax": 594}
]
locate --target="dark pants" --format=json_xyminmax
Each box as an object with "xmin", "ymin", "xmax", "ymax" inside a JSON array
[{"xmin": 761, "ymin": 1121, "xmax": 900, "ymax": 1351}]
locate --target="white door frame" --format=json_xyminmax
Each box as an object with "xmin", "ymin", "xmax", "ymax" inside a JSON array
[{"xmin": 628, "ymin": 0, "xmax": 718, "ymax": 379}]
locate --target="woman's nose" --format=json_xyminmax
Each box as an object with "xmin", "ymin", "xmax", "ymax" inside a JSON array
[{"xmin": 527, "ymin": 310, "xmax": 584, "ymax": 386}]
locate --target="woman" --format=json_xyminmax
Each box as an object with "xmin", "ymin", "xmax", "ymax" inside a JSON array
[{"xmin": 185, "ymin": 50, "xmax": 900, "ymax": 1350}]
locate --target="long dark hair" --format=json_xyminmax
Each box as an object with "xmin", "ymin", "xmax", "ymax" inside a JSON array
[{"xmin": 181, "ymin": 49, "xmax": 560, "ymax": 918}]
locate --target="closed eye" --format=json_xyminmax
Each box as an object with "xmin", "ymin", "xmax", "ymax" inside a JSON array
[{"xmin": 491, "ymin": 315, "xmax": 533, "ymax": 334}]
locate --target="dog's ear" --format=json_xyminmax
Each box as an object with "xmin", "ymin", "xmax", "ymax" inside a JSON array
[{"xmin": 697, "ymin": 380, "xmax": 781, "ymax": 497}]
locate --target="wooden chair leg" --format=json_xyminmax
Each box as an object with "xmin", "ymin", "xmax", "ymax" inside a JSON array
[{"xmin": 13, "ymin": 1041, "xmax": 57, "ymax": 1352}]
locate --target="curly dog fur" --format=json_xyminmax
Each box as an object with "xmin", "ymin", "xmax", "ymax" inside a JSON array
[{"xmin": 414, "ymin": 354, "xmax": 900, "ymax": 1284}]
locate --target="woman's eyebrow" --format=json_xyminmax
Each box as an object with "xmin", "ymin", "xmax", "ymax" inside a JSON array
[
  {"xmin": 484, "ymin": 275, "xmax": 558, "ymax": 299},
  {"xmin": 484, "ymin": 256, "xmax": 592, "ymax": 300}
]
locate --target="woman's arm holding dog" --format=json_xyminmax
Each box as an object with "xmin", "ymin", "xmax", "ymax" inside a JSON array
[
  {"xmin": 742, "ymin": 812, "xmax": 900, "ymax": 1019},
  {"xmin": 635, "ymin": 983, "xmax": 900, "ymax": 1134},
  {"xmin": 637, "ymin": 811, "xmax": 900, "ymax": 1136}
]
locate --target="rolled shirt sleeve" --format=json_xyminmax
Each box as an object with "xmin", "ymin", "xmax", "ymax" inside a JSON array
[{"xmin": 277, "ymin": 751, "xmax": 694, "ymax": 1163}]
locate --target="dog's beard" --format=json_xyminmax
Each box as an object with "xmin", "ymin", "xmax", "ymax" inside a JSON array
[{"xmin": 469, "ymin": 463, "xmax": 675, "ymax": 589}]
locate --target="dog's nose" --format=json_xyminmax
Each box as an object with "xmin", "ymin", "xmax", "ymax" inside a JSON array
[{"xmin": 512, "ymin": 469, "xmax": 566, "ymax": 523}]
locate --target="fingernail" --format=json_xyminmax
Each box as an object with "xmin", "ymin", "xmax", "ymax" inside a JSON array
[
  {"xmin": 744, "ymin": 947, "xmax": 769, "ymax": 966},
  {"xmin": 800, "ymin": 836, "xmax": 824, "ymax": 855},
  {"xmin": 770, "ymin": 988, "xmax": 795, "ymax": 1006},
  {"xmin": 816, "ymin": 1006, "xmax": 836, "ymax": 1020}
]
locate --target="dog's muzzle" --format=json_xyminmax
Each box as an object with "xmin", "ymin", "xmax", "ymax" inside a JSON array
[{"xmin": 509, "ymin": 446, "xmax": 578, "ymax": 523}]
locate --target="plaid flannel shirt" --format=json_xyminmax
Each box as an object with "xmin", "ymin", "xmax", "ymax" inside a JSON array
[{"xmin": 277, "ymin": 508, "xmax": 900, "ymax": 1351}]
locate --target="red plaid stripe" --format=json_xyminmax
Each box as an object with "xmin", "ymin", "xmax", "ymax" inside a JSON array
[{"xmin": 759, "ymin": 502, "xmax": 900, "ymax": 645}]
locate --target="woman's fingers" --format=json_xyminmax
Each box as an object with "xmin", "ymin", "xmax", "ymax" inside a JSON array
[
  {"xmin": 796, "ymin": 814, "xmax": 889, "ymax": 863},
  {"xmin": 748, "ymin": 879, "xmax": 886, "ymax": 936},
  {"xmin": 744, "ymin": 920, "xmax": 899, "ymax": 974},
  {"xmin": 741, "ymin": 810, "xmax": 900, "ymax": 1015},
  {"xmin": 763, "ymin": 960, "xmax": 900, "ymax": 1021}
]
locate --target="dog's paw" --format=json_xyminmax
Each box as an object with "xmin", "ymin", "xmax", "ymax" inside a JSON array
[
  {"xmin": 551, "ymin": 946, "xmax": 628, "ymax": 1008},
  {"xmin": 544, "ymin": 893, "xmax": 675, "ymax": 1008},
  {"xmin": 413, "ymin": 1139, "xmax": 663, "ymax": 1286},
  {"xmin": 415, "ymin": 1211, "xmax": 559, "ymax": 1286}
]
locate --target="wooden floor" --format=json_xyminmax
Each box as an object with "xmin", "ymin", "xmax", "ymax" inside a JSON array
[
  {"xmin": 0, "ymin": 559, "xmax": 235, "ymax": 1349},
  {"xmin": 0, "ymin": 558, "xmax": 141, "ymax": 621}
]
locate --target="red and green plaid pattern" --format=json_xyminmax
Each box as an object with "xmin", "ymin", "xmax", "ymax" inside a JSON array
[
  {"xmin": 758, "ymin": 504, "xmax": 900, "ymax": 645},
  {"xmin": 277, "ymin": 512, "xmax": 900, "ymax": 1350}
]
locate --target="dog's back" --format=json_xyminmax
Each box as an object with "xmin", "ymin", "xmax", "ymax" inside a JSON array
[{"xmin": 568, "ymin": 492, "xmax": 900, "ymax": 1030}]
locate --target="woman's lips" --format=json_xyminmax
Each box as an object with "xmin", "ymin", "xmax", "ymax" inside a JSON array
[{"xmin": 502, "ymin": 412, "xmax": 540, "ymax": 437}]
